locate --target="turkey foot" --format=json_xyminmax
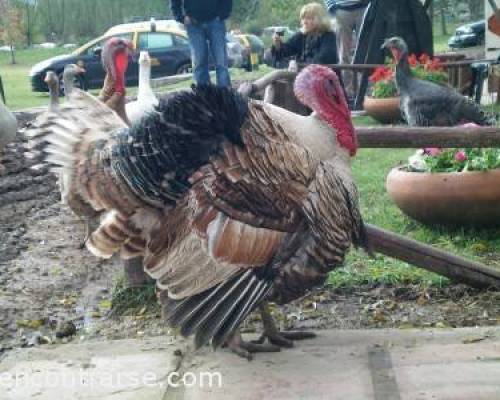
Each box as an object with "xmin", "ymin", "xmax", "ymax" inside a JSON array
[
  {"xmin": 226, "ymin": 329, "xmax": 281, "ymax": 361},
  {"xmin": 254, "ymin": 303, "xmax": 316, "ymax": 348},
  {"xmin": 79, "ymin": 217, "xmax": 98, "ymax": 250}
]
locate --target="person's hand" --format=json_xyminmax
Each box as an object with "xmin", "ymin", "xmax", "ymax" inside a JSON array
[
  {"xmin": 183, "ymin": 15, "xmax": 192, "ymax": 25},
  {"xmin": 272, "ymin": 33, "xmax": 282, "ymax": 47}
]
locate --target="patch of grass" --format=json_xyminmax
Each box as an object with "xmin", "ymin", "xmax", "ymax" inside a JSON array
[
  {"xmin": 110, "ymin": 278, "xmax": 159, "ymax": 316},
  {"xmin": 433, "ymin": 22, "xmax": 459, "ymax": 54}
]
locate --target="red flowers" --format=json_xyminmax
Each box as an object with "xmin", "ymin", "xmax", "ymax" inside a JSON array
[
  {"xmin": 408, "ymin": 54, "xmax": 418, "ymax": 67},
  {"xmin": 369, "ymin": 66, "xmax": 394, "ymax": 83}
]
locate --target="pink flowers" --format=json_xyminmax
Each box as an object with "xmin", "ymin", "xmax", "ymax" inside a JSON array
[
  {"xmin": 423, "ymin": 148, "xmax": 442, "ymax": 156},
  {"xmin": 454, "ymin": 151, "xmax": 467, "ymax": 162}
]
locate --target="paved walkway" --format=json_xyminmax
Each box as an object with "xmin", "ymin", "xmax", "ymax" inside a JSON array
[{"xmin": 1, "ymin": 327, "xmax": 499, "ymax": 400}]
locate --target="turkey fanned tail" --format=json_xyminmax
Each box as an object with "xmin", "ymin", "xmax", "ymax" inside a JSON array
[{"xmin": 161, "ymin": 269, "xmax": 273, "ymax": 349}]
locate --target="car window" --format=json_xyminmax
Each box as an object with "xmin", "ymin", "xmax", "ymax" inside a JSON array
[
  {"xmin": 174, "ymin": 34, "xmax": 189, "ymax": 46},
  {"xmin": 85, "ymin": 33, "xmax": 133, "ymax": 56},
  {"xmin": 138, "ymin": 32, "xmax": 174, "ymax": 51}
]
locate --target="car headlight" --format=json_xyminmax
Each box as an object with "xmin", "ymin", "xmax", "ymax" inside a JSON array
[{"xmin": 29, "ymin": 60, "xmax": 53, "ymax": 77}]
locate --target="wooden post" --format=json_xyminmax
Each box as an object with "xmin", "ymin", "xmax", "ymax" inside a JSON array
[
  {"xmin": 356, "ymin": 126, "xmax": 500, "ymax": 148},
  {"xmin": 366, "ymin": 224, "xmax": 500, "ymax": 289}
]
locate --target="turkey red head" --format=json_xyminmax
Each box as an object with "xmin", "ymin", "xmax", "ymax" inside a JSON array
[
  {"xmin": 381, "ymin": 37, "xmax": 408, "ymax": 64},
  {"xmin": 102, "ymin": 37, "xmax": 134, "ymax": 94},
  {"xmin": 294, "ymin": 64, "xmax": 357, "ymax": 156}
]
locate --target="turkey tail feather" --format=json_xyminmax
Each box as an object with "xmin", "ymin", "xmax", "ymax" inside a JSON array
[{"xmin": 162, "ymin": 269, "xmax": 272, "ymax": 349}]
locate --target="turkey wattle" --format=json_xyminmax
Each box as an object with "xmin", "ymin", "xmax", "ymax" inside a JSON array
[
  {"xmin": 25, "ymin": 65, "xmax": 368, "ymax": 358},
  {"xmin": 382, "ymin": 36, "xmax": 494, "ymax": 127}
]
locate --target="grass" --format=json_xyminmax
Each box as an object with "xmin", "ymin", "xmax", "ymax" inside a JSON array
[{"xmin": 433, "ymin": 22, "xmax": 461, "ymax": 54}]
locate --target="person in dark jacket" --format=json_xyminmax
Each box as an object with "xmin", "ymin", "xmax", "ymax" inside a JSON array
[
  {"xmin": 271, "ymin": 2, "xmax": 339, "ymax": 66},
  {"xmin": 170, "ymin": 0, "xmax": 232, "ymax": 87}
]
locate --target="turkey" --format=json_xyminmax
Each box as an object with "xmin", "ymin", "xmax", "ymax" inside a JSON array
[
  {"xmin": 45, "ymin": 71, "xmax": 60, "ymax": 112},
  {"xmin": 382, "ymin": 36, "xmax": 494, "ymax": 126},
  {"xmin": 62, "ymin": 63, "xmax": 86, "ymax": 99},
  {"xmin": 58, "ymin": 64, "xmax": 85, "ymax": 206},
  {"xmin": 125, "ymin": 51, "xmax": 159, "ymax": 124},
  {"xmin": 98, "ymin": 37, "xmax": 134, "ymax": 125},
  {"xmin": 25, "ymin": 64, "xmax": 368, "ymax": 359}
]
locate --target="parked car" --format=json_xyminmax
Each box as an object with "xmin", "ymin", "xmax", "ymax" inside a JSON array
[
  {"xmin": 30, "ymin": 19, "xmax": 192, "ymax": 93},
  {"xmin": 236, "ymin": 34, "xmax": 265, "ymax": 71},
  {"xmin": 448, "ymin": 20, "xmax": 485, "ymax": 49}
]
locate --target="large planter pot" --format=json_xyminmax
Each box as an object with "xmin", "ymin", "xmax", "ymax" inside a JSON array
[
  {"xmin": 363, "ymin": 96, "xmax": 401, "ymax": 124},
  {"xmin": 386, "ymin": 167, "xmax": 500, "ymax": 227}
]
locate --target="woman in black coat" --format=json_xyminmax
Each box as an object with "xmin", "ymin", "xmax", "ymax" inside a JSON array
[{"xmin": 271, "ymin": 2, "xmax": 339, "ymax": 65}]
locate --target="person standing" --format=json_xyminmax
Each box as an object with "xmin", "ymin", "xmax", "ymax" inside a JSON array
[
  {"xmin": 325, "ymin": 0, "xmax": 369, "ymax": 96},
  {"xmin": 170, "ymin": 0, "xmax": 232, "ymax": 87}
]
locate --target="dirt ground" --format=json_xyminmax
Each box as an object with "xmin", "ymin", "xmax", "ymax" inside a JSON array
[{"xmin": 0, "ymin": 115, "xmax": 499, "ymax": 356}]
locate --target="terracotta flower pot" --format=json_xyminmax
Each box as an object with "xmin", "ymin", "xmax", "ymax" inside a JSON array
[
  {"xmin": 386, "ymin": 167, "xmax": 500, "ymax": 227},
  {"xmin": 363, "ymin": 96, "xmax": 401, "ymax": 124}
]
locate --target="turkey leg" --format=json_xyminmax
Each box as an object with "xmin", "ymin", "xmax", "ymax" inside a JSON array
[
  {"xmin": 79, "ymin": 216, "xmax": 99, "ymax": 249},
  {"xmin": 225, "ymin": 328, "xmax": 281, "ymax": 361},
  {"xmin": 254, "ymin": 302, "xmax": 316, "ymax": 348}
]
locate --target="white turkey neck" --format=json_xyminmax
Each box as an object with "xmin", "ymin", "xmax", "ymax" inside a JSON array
[
  {"xmin": 138, "ymin": 61, "xmax": 155, "ymax": 98},
  {"xmin": 48, "ymin": 81, "xmax": 60, "ymax": 112},
  {"xmin": 63, "ymin": 71, "xmax": 74, "ymax": 98}
]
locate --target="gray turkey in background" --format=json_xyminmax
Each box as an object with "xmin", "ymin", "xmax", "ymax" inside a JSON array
[{"xmin": 381, "ymin": 37, "xmax": 495, "ymax": 127}]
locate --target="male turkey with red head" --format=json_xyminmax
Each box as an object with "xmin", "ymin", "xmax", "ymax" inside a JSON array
[
  {"xmin": 25, "ymin": 64, "xmax": 368, "ymax": 359},
  {"xmin": 99, "ymin": 37, "xmax": 134, "ymax": 125},
  {"xmin": 382, "ymin": 36, "xmax": 493, "ymax": 126}
]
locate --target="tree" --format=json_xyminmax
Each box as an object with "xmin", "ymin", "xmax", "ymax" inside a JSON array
[{"xmin": 2, "ymin": 5, "xmax": 24, "ymax": 64}]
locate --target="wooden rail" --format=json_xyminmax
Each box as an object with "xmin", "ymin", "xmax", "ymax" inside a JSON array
[
  {"xmin": 356, "ymin": 126, "xmax": 500, "ymax": 148},
  {"xmin": 366, "ymin": 224, "xmax": 500, "ymax": 289}
]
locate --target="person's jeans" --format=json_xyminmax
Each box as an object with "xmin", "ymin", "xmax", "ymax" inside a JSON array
[{"xmin": 186, "ymin": 18, "xmax": 231, "ymax": 87}]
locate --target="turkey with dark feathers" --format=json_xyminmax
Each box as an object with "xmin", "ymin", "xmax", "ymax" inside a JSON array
[
  {"xmin": 24, "ymin": 65, "xmax": 368, "ymax": 359},
  {"xmin": 381, "ymin": 37, "xmax": 495, "ymax": 127}
]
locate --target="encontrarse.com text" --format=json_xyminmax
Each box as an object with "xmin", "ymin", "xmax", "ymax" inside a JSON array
[{"xmin": 0, "ymin": 370, "xmax": 223, "ymax": 389}]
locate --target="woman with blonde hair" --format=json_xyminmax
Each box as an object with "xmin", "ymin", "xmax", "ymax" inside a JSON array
[{"xmin": 271, "ymin": 2, "xmax": 339, "ymax": 65}]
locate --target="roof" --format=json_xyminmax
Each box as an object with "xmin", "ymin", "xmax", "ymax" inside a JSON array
[{"xmin": 105, "ymin": 19, "xmax": 185, "ymax": 35}]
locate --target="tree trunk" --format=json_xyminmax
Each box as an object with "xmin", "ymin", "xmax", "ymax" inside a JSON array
[
  {"xmin": 9, "ymin": 45, "xmax": 16, "ymax": 65},
  {"xmin": 440, "ymin": 3, "xmax": 447, "ymax": 35}
]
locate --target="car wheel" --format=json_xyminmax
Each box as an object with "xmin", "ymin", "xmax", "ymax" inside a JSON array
[
  {"xmin": 176, "ymin": 62, "xmax": 192, "ymax": 75},
  {"xmin": 58, "ymin": 72, "xmax": 85, "ymax": 97}
]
